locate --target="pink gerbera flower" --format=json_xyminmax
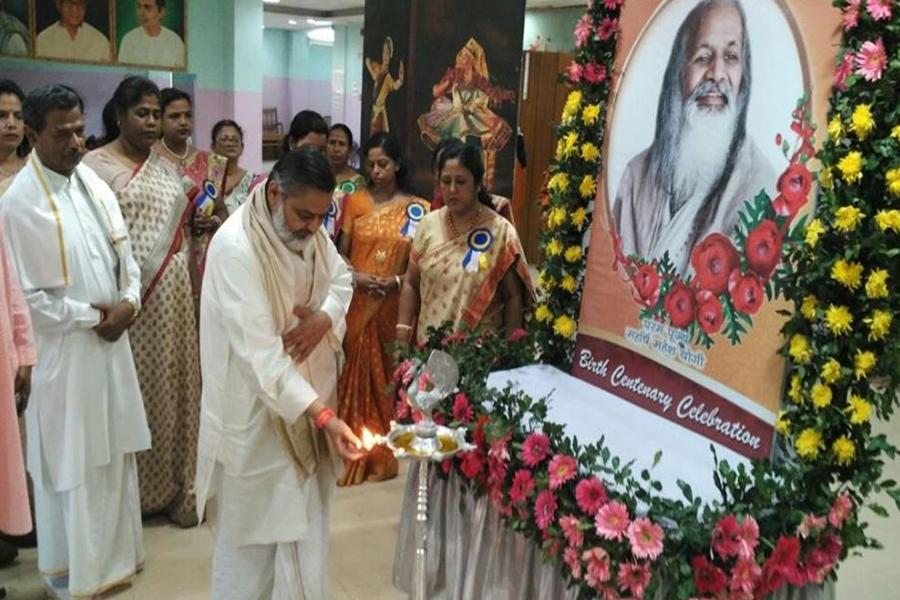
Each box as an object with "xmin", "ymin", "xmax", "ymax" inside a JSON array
[
  {"xmin": 574, "ymin": 14, "xmax": 594, "ymax": 48},
  {"xmin": 842, "ymin": 1, "xmax": 860, "ymax": 30},
  {"xmin": 559, "ymin": 514, "xmax": 585, "ymax": 548},
  {"xmin": 730, "ymin": 557, "xmax": 762, "ymax": 595},
  {"xmin": 855, "ymin": 38, "xmax": 887, "ymax": 82},
  {"xmin": 575, "ymin": 477, "xmax": 608, "ymax": 515},
  {"xmin": 534, "ymin": 490, "xmax": 558, "ymax": 531},
  {"xmin": 563, "ymin": 546, "xmax": 582, "ymax": 580},
  {"xmin": 712, "ymin": 514, "xmax": 741, "ymax": 559},
  {"xmin": 594, "ymin": 500, "xmax": 630, "ymax": 540},
  {"xmin": 567, "ymin": 61, "xmax": 584, "ymax": 84},
  {"xmin": 834, "ymin": 51, "xmax": 855, "ymax": 90},
  {"xmin": 520, "ymin": 432, "xmax": 550, "ymax": 466},
  {"xmin": 584, "ymin": 63, "xmax": 608, "ymax": 84},
  {"xmin": 829, "ymin": 492, "xmax": 853, "ymax": 528},
  {"xmin": 736, "ymin": 515, "xmax": 760, "ymax": 560},
  {"xmin": 618, "ymin": 562, "xmax": 651, "ymax": 599},
  {"xmin": 509, "ymin": 469, "xmax": 535, "ymax": 504},
  {"xmin": 451, "ymin": 392, "xmax": 474, "ymax": 423},
  {"xmin": 797, "ymin": 513, "xmax": 827, "ymax": 539},
  {"xmin": 583, "ymin": 547, "xmax": 612, "ymax": 589},
  {"xmin": 597, "ymin": 18, "xmax": 619, "ymax": 41},
  {"xmin": 548, "ymin": 454, "xmax": 578, "ymax": 490},
  {"xmin": 627, "ymin": 518, "xmax": 665, "ymax": 560},
  {"xmin": 866, "ymin": 0, "xmax": 893, "ymax": 20}
]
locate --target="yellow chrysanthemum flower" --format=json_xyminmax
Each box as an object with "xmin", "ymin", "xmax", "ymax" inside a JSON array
[
  {"xmin": 562, "ymin": 90, "xmax": 583, "ymax": 121},
  {"xmin": 788, "ymin": 334, "xmax": 813, "ymax": 364},
  {"xmin": 866, "ymin": 309, "xmax": 892, "ymax": 341},
  {"xmin": 800, "ymin": 295, "xmax": 818, "ymax": 320},
  {"xmin": 788, "ymin": 374, "xmax": 804, "ymax": 403},
  {"xmin": 536, "ymin": 270, "xmax": 553, "ymax": 290},
  {"xmin": 555, "ymin": 139, "xmax": 565, "ymax": 161},
  {"xmin": 563, "ymin": 131, "xmax": 579, "ymax": 156},
  {"xmin": 887, "ymin": 167, "xmax": 900, "ymax": 197},
  {"xmin": 865, "ymin": 269, "xmax": 889, "ymax": 299},
  {"xmin": 775, "ymin": 411, "xmax": 791, "ymax": 435},
  {"xmin": 821, "ymin": 358, "xmax": 843, "ymax": 384},
  {"xmin": 854, "ymin": 350, "xmax": 876, "ymax": 380},
  {"xmin": 811, "ymin": 383, "xmax": 833, "ymax": 409},
  {"xmin": 831, "ymin": 259, "xmax": 863, "ymax": 290},
  {"xmin": 561, "ymin": 274, "xmax": 577, "ymax": 293},
  {"xmin": 874, "ymin": 209, "xmax": 900, "ymax": 232},
  {"xmin": 850, "ymin": 104, "xmax": 875, "ymax": 140},
  {"xmin": 579, "ymin": 174, "xmax": 596, "ymax": 199},
  {"xmin": 819, "ymin": 167, "xmax": 834, "ymax": 190},
  {"xmin": 827, "ymin": 116, "xmax": 843, "ymax": 142},
  {"xmin": 564, "ymin": 245, "xmax": 583, "ymax": 263},
  {"xmin": 581, "ymin": 143, "xmax": 600, "ymax": 162},
  {"xmin": 837, "ymin": 151, "xmax": 863, "ymax": 184},
  {"xmin": 581, "ymin": 103, "xmax": 601, "ymax": 126},
  {"xmin": 824, "ymin": 304, "xmax": 853, "ymax": 336},
  {"xmin": 545, "ymin": 238, "xmax": 563, "ymax": 256},
  {"xmin": 547, "ymin": 173, "xmax": 570, "ymax": 194},
  {"xmin": 893, "ymin": 125, "xmax": 900, "ymax": 140},
  {"xmin": 832, "ymin": 436, "xmax": 856, "ymax": 466},
  {"xmin": 571, "ymin": 207, "xmax": 589, "ymax": 230},
  {"xmin": 848, "ymin": 395, "xmax": 872, "ymax": 425},
  {"xmin": 796, "ymin": 428, "xmax": 824, "ymax": 460},
  {"xmin": 553, "ymin": 315, "xmax": 577, "ymax": 338},
  {"xmin": 805, "ymin": 219, "xmax": 826, "ymax": 248},
  {"xmin": 547, "ymin": 206, "xmax": 567, "ymax": 229},
  {"xmin": 535, "ymin": 304, "xmax": 553, "ymax": 323},
  {"xmin": 834, "ymin": 205, "xmax": 865, "ymax": 232}
]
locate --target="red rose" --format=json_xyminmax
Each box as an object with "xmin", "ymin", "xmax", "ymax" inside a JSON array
[
  {"xmin": 664, "ymin": 281, "xmax": 696, "ymax": 328},
  {"xmin": 745, "ymin": 219, "xmax": 783, "ymax": 279},
  {"xmin": 695, "ymin": 290, "xmax": 724, "ymax": 334},
  {"xmin": 690, "ymin": 233, "xmax": 740, "ymax": 295},
  {"xmin": 773, "ymin": 163, "xmax": 812, "ymax": 219},
  {"xmin": 633, "ymin": 264, "xmax": 660, "ymax": 305},
  {"xmin": 728, "ymin": 270, "xmax": 764, "ymax": 314}
]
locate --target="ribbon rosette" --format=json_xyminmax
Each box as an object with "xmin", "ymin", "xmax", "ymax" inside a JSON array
[
  {"xmin": 194, "ymin": 180, "xmax": 218, "ymax": 217},
  {"xmin": 462, "ymin": 228, "xmax": 493, "ymax": 272},
  {"xmin": 324, "ymin": 198, "xmax": 339, "ymax": 237},
  {"xmin": 401, "ymin": 202, "xmax": 426, "ymax": 237},
  {"xmin": 339, "ymin": 180, "xmax": 358, "ymax": 195}
]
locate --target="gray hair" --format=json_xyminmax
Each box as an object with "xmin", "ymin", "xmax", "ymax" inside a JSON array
[{"xmin": 267, "ymin": 146, "xmax": 336, "ymax": 197}]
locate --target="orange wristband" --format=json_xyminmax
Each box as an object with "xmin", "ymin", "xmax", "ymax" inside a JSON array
[{"xmin": 314, "ymin": 407, "xmax": 336, "ymax": 430}]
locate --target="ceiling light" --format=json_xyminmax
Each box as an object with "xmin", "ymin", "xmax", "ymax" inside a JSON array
[
  {"xmin": 306, "ymin": 18, "xmax": 333, "ymax": 26},
  {"xmin": 288, "ymin": 19, "xmax": 297, "ymax": 25},
  {"xmin": 263, "ymin": 0, "xmax": 280, "ymax": 4},
  {"xmin": 307, "ymin": 26, "xmax": 335, "ymax": 46}
]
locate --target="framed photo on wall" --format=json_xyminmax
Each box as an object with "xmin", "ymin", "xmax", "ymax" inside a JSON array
[
  {"xmin": 115, "ymin": 0, "xmax": 186, "ymax": 70},
  {"xmin": 33, "ymin": 0, "xmax": 113, "ymax": 64},
  {"xmin": 0, "ymin": 0, "xmax": 31, "ymax": 57}
]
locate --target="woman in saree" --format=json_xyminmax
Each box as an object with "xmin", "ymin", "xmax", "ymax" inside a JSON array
[
  {"xmin": 83, "ymin": 76, "xmax": 201, "ymax": 527},
  {"xmin": 154, "ymin": 88, "xmax": 228, "ymax": 294},
  {"xmin": 336, "ymin": 132, "xmax": 429, "ymax": 486},
  {"xmin": 397, "ymin": 140, "xmax": 532, "ymax": 346},
  {"xmin": 210, "ymin": 119, "xmax": 266, "ymax": 215},
  {"xmin": 325, "ymin": 123, "xmax": 365, "ymax": 240}
]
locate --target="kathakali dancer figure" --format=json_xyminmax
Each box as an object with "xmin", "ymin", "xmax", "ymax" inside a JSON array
[
  {"xmin": 366, "ymin": 36, "xmax": 405, "ymax": 134},
  {"xmin": 417, "ymin": 37, "xmax": 515, "ymax": 189}
]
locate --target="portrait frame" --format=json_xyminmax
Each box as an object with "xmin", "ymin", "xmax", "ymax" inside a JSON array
[
  {"xmin": 0, "ymin": 0, "xmax": 32, "ymax": 58},
  {"xmin": 32, "ymin": 0, "xmax": 114, "ymax": 65},
  {"xmin": 114, "ymin": 0, "xmax": 187, "ymax": 71}
]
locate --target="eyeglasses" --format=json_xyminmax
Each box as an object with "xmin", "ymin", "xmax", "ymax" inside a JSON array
[{"xmin": 216, "ymin": 136, "xmax": 242, "ymax": 144}]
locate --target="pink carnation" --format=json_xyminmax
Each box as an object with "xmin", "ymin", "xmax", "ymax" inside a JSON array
[
  {"xmin": 574, "ymin": 14, "xmax": 594, "ymax": 48},
  {"xmin": 451, "ymin": 392, "xmax": 474, "ymax": 423},
  {"xmin": 567, "ymin": 61, "xmax": 584, "ymax": 84},
  {"xmin": 507, "ymin": 327, "xmax": 527, "ymax": 342},
  {"xmin": 548, "ymin": 453, "xmax": 578, "ymax": 490},
  {"xmin": 597, "ymin": 18, "xmax": 618, "ymax": 41},
  {"xmin": 584, "ymin": 63, "xmax": 608, "ymax": 84},
  {"xmin": 618, "ymin": 562, "xmax": 651, "ymax": 599},
  {"xmin": 563, "ymin": 546, "xmax": 582, "ymax": 580},
  {"xmin": 534, "ymin": 490, "xmax": 558, "ymax": 531},
  {"xmin": 509, "ymin": 469, "xmax": 535, "ymax": 504},
  {"xmin": 394, "ymin": 392, "xmax": 410, "ymax": 419},
  {"xmin": 627, "ymin": 518, "xmax": 665, "ymax": 560},
  {"xmin": 603, "ymin": 0, "xmax": 624, "ymax": 8},
  {"xmin": 834, "ymin": 51, "xmax": 855, "ymax": 90},
  {"xmin": 559, "ymin": 514, "xmax": 585, "ymax": 548},
  {"xmin": 842, "ymin": 1, "xmax": 860, "ymax": 30},
  {"xmin": 583, "ymin": 547, "xmax": 611, "ymax": 589},
  {"xmin": 866, "ymin": 0, "xmax": 892, "ymax": 20},
  {"xmin": 855, "ymin": 38, "xmax": 887, "ymax": 82},
  {"xmin": 730, "ymin": 557, "xmax": 762, "ymax": 595},
  {"xmin": 594, "ymin": 500, "xmax": 630, "ymax": 540},
  {"xmin": 829, "ymin": 492, "xmax": 853, "ymax": 528},
  {"xmin": 520, "ymin": 432, "xmax": 550, "ymax": 466},
  {"xmin": 575, "ymin": 477, "xmax": 608, "ymax": 515}
]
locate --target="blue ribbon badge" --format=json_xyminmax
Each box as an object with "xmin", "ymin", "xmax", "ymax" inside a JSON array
[
  {"xmin": 400, "ymin": 202, "xmax": 426, "ymax": 237},
  {"xmin": 324, "ymin": 198, "xmax": 339, "ymax": 237},
  {"xmin": 194, "ymin": 180, "xmax": 218, "ymax": 217},
  {"xmin": 462, "ymin": 228, "xmax": 493, "ymax": 272}
]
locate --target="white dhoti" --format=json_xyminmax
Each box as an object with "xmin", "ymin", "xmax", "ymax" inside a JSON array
[{"xmin": 33, "ymin": 453, "xmax": 144, "ymax": 599}]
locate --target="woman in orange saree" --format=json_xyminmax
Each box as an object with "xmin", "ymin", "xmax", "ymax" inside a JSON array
[
  {"xmin": 397, "ymin": 140, "xmax": 533, "ymax": 345},
  {"xmin": 337, "ymin": 133, "xmax": 428, "ymax": 486}
]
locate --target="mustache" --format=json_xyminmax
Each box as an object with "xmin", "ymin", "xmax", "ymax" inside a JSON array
[{"xmin": 687, "ymin": 79, "xmax": 733, "ymax": 106}]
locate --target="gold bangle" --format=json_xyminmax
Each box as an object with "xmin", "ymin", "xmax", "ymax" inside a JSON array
[{"xmin": 124, "ymin": 297, "xmax": 140, "ymax": 321}]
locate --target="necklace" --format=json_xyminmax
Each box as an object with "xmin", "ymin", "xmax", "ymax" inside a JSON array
[
  {"xmin": 447, "ymin": 205, "xmax": 481, "ymax": 239},
  {"xmin": 161, "ymin": 138, "xmax": 190, "ymax": 163}
]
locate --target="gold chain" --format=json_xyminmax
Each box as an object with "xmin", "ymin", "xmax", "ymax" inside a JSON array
[{"xmin": 446, "ymin": 205, "xmax": 481, "ymax": 239}]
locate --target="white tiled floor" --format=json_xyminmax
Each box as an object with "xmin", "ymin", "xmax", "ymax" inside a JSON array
[{"xmin": 2, "ymin": 421, "xmax": 899, "ymax": 599}]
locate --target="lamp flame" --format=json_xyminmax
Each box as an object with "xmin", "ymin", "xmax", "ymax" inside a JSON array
[{"xmin": 361, "ymin": 427, "xmax": 378, "ymax": 451}]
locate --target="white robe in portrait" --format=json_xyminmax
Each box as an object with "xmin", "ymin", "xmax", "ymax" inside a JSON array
[
  {"xmin": 613, "ymin": 137, "xmax": 776, "ymax": 275},
  {"xmin": 35, "ymin": 21, "xmax": 111, "ymax": 62},
  {"xmin": 1, "ymin": 152, "xmax": 150, "ymax": 598},
  {"xmin": 196, "ymin": 202, "xmax": 352, "ymax": 599},
  {"xmin": 117, "ymin": 26, "xmax": 185, "ymax": 68}
]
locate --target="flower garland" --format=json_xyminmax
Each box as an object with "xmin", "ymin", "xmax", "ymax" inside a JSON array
[{"xmin": 534, "ymin": 0, "xmax": 624, "ymax": 368}]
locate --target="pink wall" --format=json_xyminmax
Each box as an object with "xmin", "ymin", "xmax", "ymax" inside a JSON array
[
  {"xmin": 263, "ymin": 76, "xmax": 332, "ymax": 132},
  {"xmin": 193, "ymin": 88, "xmax": 264, "ymax": 173}
]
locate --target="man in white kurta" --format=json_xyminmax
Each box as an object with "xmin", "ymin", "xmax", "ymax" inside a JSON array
[
  {"xmin": 35, "ymin": 0, "xmax": 111, "ymax": 63},
  {"xmin": 1, "ymin": 84, "xmax": 150, "ymax": 598},
  {"xmin": 117, "ymin": 0, "xmax": 185, "ymax": 69},
  {"xmin": 196, "ymin": 148, "xmax": 363, "ymax": 599}
]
